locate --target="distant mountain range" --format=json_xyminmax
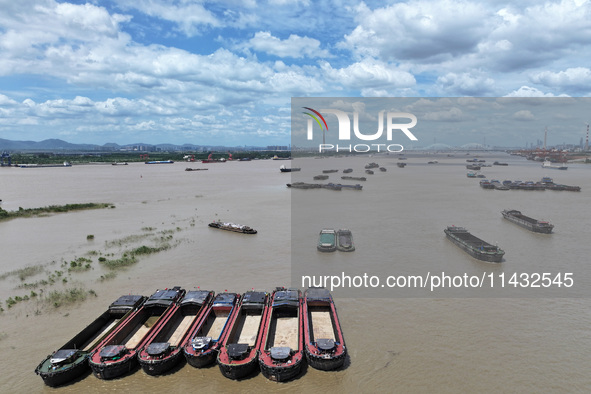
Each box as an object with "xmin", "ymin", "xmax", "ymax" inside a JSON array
[{"xmin": 0, "ymin": 138, "xmax": 268, "ymax": 152}]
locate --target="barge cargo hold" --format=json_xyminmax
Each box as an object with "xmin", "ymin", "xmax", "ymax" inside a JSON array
[
  {"xmin": 217, "ymin": 291, "xmax": 270, "ymax": 380},
  {"xmin": 336, "ymin": 229, "xmax": 355, "ymax": 252},
  {"xmin": 317, "ymin": 229, "xmax": 337, "ymax": 252},
  {"xmin": 303, "ymin": 288, "xmax": 347, "ymax": 371},
  {"xmin": 444, "ymin": 226, "xmax": 504, "ymax": 263},
  {"xmin": 259, "ymin": 288, "xmax": 304, "ymax": 382},
  {"xmin": 501, "ymin": 210, "xmax": 553, "ymax": 234}
]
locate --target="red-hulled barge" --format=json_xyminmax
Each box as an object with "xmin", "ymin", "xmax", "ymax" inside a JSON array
[
  {"xmin": 89, "ymin": 286, "xmax": 185, "ymax": 379},
  {"xmin": 183, "ymin": 292, "xmax": 239, "ymax": 368},
  {"xmin": 137, "ymin": 290, "xmax": 214, "ymax": 375},
  {"xmin": 217, "ymin": 291, "xmax": 270, "ymax": 380},
  {"xmin": 258, "ymin": 288, "xmax": 304, "ymax": 382},
  {"xmin": 303, "ymin": 288, "xmax": 347, "ymax": 370}
]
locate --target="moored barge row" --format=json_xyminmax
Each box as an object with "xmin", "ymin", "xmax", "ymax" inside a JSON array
[
  {"xmin": 501, "ymin": 210, "xmax": 554, "ymax": 233},
  {"xmin": 444, "ymin": 226, "xmax": 505, "ymax": 263},
  {"xmin": 35, "ymin": 287, "xmax": 346, "ymax": 384},
  {"xmin": 478, "ymin": 178, "xmax": 580, "ymax": 192}
]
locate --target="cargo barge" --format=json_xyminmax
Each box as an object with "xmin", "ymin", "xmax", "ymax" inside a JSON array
[
  {"xmin": 208, "ymin": 220, "xmax": 257, "ymax": 234},
  {"xmin": 217, "ymin": 291, "xmax": 269, "ymax": 380},
  {"xmin": 303, "ymin": 288, "xmax": 347, "ymax": 371},
  {"xmin": 444, "ymin": 226, "xmax": 504, "ymax": 263},
  {"xmin": 501, "ymin": 209, "xmax": 553, "ymax": 233},
  {"xmin": 259, "ymin": 288, "xmax": 304, "ymax": 382}
]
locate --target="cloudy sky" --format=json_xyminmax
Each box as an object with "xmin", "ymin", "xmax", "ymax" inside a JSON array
[{"xmin": 0, "ymin": 0, "xmax": 590, "ymax": 146}]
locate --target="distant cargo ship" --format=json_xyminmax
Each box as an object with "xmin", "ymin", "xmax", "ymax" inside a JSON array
[
  {"xmin": 501, "ymin": 209, "xmax": 553, "ymax": 233},
  {"xmin": 541, "ymin": 160, "xmax": 567, "ymax": 170},
  {"xmin": 444, "ymin": 226, "xmax": 504, "ymax": 263},
  {"xmin": 19, "ymin": 162, "xmax": 72, "ymax": 168}
]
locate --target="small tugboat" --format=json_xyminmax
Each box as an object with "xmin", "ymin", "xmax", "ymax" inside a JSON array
[
  {"xmin": 89, "ymin": 287, "xmax": 185, "ymax": 379},
  {"xmin": 35, "ymin": 295, "xmax": 146, "ymax": 387},
  {"xmin": 137, "ymin": 290, "xmax": 214, "ymax": 375},
  {"xmin": 183, "ymin": 292, "xmax": 239, "ymax": 368},
  {"xmin": 444, "ymin": 226, "xmax": 504, "ymax": 263},
  {"xmin": 397, "ymin": 162, "xmax": 407, "ymax": 168},
  {"xmin": 313, "ymin": 174, "xmax": 329, "ymax": 180},
  {"xmin": 208, "ymin": 220, "xmax": 257, "ymax": 234},
  {"xmin": 365, "ymin": 162, "xmax": 379, "ymax": 169},
  {"xmin": 501, "ymin": 210, "xmax": 554, "ymax": 234},
  {"xmin": 303, "ymin": 288, "xmax": 347, "ymax": 370},
  {"xmin": 217, "ymin": 291, "xmax": 270, "ymax": 380},
  {"xmin": 343, "ymin": 168, "xmax": 353, "ymax": 173},
  {"xmin": 317, "ymin": 229, "xmax": 337, "ymax": 252},
  {"xmin": 466, "ymin": 164, "xmax": 481, "ymax": 170},
  {"xmin": 336, "ymin": 229, "xmax": 355, "ymax": 252},
  {"xmin": 379, "ymin": 167, "xmax": 387, "ymax": 172},
  {"xmin": 493, "ymin": 161, "xmax": 508, "ymax": 166},
  {"xmin": 322, "ymin": 169, "xmax": 339, "ymax": 173},
  {"xmin": 259, "ymin": 288, "xmax": 304, "ymax": 382},
  {"xmin": 365, "ymin": 169, "xmax": 374, "ymax": 175}
]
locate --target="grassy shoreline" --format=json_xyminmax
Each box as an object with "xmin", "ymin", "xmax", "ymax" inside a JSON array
[{"xmin": 0, "ymin": 203, "xmax": 113, "ymax": 222}]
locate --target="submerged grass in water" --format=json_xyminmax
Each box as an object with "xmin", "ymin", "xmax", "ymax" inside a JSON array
[
  {"xmin": 99, "ymin": 243, "xmax": 171, "ymax": 269},
  {"xmin": 100, "ymin": 254, "xmax": 138, "ymax": 269},
  {"xmin": 0, "ymin": 203, "xmax": 112, "ymax": 222},
  {"xmin": 0, "ymin": 264, "xmax": 44, "ymax": 281},
  {"xmin": 45, "ymin": 287, "xmax": 97, "ymax": 308}
]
